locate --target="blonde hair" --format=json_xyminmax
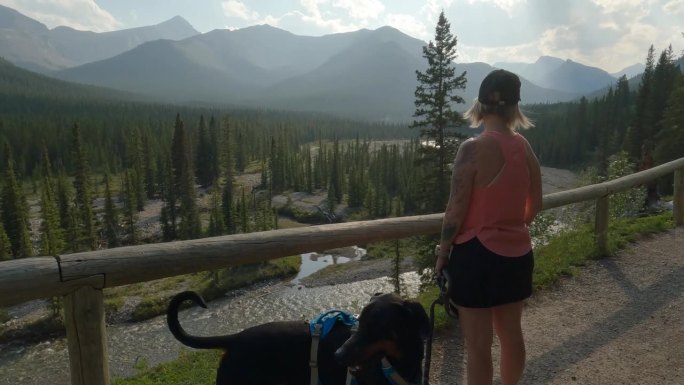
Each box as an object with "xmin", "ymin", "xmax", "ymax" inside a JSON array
[{"xmin": 464, "ymin": 99, "xmax": 534, "ymax": 131}]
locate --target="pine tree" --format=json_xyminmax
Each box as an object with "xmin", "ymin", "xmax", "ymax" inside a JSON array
[
  {"xmin": 142, "ymin": 132, "xmax": 157, "ymax": 199},
  {"xmin": 102, "ymin": 172, "xmax": 119, "ymax": 248},
  {"xmin": 207, "ymin": 182, "xmax": 226, "ymax": 236},
  {"xmin": 208, "ymin": 116, "xmax": 220, "ymax": 185},
  {"xmin": 38, "ymin": 145, "xmax": 65, "ymax": 255},
  {"xmin": 624, "ymin": 46, "xmax": 655, "ymax": 159},
  {"xmin": 0, "ymin": 222, "xmax": 11, "ymax": 260},
  {"xmin": 55, "ymin": 164, "xmax": 72, "ymax": 234},
  {"xmin": 1, "ymin": 143, "xmax": 33, "ymax": 258},
  {"xmin": 222, "ymin": 118, "xmax": 236, "ymax": 233},
  {"xmin": 654, "ymin": 72, "xmax": 684, "ymax": 190},
  {"xmin": 160, "ymin": 155, "xmax": 178, "ymax": 241},
  {"xmin": 411, "ymin": 11, "xmax": 467, "ymax": 213},
  {"xmin": 71, "ymin": 123, "xmax": 96, "ymax": 250},
  {"xmin": 122, "ymin": 170, "xmax": 139, "ymax": 244},
  {"xmin": 39, "ymin": 177, "xmax": 65, "ymax": 255},
  {"xmin": 171, "ymin": 115, "xmax": 201, "ymax": 240},
  {"xmin": 196, "ymin": 115, "xmax": 213, "ymax": 188}
]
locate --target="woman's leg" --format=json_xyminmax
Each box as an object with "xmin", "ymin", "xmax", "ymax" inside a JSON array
[
  {"xmin": 457, "ymin": 306, "xmax": 494, "ymax": 385},
  {"xmin": 492, "ymin": 301, "xmax": 526, "ymax": 385}
]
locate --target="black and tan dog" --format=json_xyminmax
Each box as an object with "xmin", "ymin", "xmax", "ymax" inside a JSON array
[{"xmin": 167, "ymin": 291, "xmax": 430, "ymax": 385}]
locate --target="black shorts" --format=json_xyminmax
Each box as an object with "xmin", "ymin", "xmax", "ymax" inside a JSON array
[{"xmin": 446, "ymin": 237, "xmax": 533, "ymax": 308}]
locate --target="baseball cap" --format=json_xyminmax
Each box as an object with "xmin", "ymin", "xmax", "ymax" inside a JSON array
[{"xmin": 478, "ymin": 69, "xmax": 521, "ymax": 106}]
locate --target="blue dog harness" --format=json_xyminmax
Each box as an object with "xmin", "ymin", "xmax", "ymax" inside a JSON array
[
  {"xmin": 308, "ymin": 310, "xmax": 420, "ymax": 385},
  {"xmin": 309, "ymin": 310, "xmax": 359, "ymax": 385}
]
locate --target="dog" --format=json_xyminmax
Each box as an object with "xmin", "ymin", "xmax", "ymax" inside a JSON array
[{"xmin": 167, "ymin": 291, "xmax": 430, "ymax": 385}]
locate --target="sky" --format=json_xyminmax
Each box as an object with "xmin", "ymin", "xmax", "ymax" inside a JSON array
[{"xmin": 2, "ymin": 0, "xmax": 683, "ymax": 73}]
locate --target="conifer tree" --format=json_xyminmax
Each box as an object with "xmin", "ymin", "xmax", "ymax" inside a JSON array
[
  {"xmin": 196, "ymin": 115, "xmax": 213, "ymax": 187},
  {"xmin": 1, "ymin": 143, "xmax": 33, "ymax": 258},
  {"xmin": 624, "ymin": 46, "xmax": 655, "ymax": 159},
  {"xmin": 102, "ymin": 172, "xmax": 119, "ymax": 248},
  {"xmin": 142, "ymin": 132, "xmax": 157, "ymax": 199},
  {"xmin": 411, "ymin": 11, "xmax": 467, "ymax": 212},
  {"xmin": 208, "ymin": 182, "xmax": 226, "ymax": 236},
  {"xmin": 222, "ymin": 120, "xmax": 236, "ymax": 233},
  {"xmin": 39, "ymin": 177, "xmax": 65, "ymax": 255},
  {"xmin": 654, "ymin": 72, "xmax": 684, "ymax": 181},
  {"xmin": 0, "ymin": 222, "xmax": 11, "ymax": 260},
  {"xmin": 55, "ymin": 164, "xmax": 72, "ymax": 233},
  {"xmin": 71, "ymin": 123, "xmax": 96, "ymax": 250},
  {"xmin": 122, "ymin": 170, "xmax": 139, "ymax": 244},
  {"xmin": 38, "ymin": 145, "xmax": 65, "ymax": 255},
  {"xmin": 171, "ymin": 114, "xmax": 201, "ymax": 239},
  {"xmin": 160, "ymin": 155, "xmax": 178, "ymax": 241}
]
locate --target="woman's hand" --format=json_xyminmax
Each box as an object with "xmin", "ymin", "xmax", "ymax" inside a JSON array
[{"xmin": 434, "ymin": 245, "xmax": 449, "ymax": 275}]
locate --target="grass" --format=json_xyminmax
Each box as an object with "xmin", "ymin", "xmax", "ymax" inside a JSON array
[{"xmin": 113, "ymin": 350, "xmax": 222, "ymax": 385}]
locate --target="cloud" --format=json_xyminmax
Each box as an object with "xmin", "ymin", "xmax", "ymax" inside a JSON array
[
  {"xmin": 384, "ymin": 13, "xmax": 429, "ymax": 40},
  {"xmin": 332, "ymin": 0, "xmax": 384, "ymax": 21},
  {"xmin": 663, "ymin": 0, "xmax": 684, "ymax": 15},
  {"xmin": 222, "ymin": 0, "xmax": 259, "ymax": 21},
  {"xmin": 0, "ymin": 0, "xmax": 121, "ymax": 31}
]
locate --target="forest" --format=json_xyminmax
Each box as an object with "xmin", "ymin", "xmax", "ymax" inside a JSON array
[{"xmin": 0, "ymin": 42, "xmax": 682, "ymax": 262}]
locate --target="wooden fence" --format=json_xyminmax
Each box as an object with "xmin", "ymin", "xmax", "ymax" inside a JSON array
[{"xmin": 1, "ymin": 156, "xmax": 683, "ymax": 385}]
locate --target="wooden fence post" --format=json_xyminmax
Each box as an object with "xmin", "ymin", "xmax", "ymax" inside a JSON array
[
  {"xmin": 595, "ymin": 196, "xmax": 609, "ymax": 255},
  {"xmin": 63, "ymin": 286, "xmax": 110, "ymax": 385},
  {"xmin": 674, "ymin": 169, "xmax": 684, "ymax": 226}
]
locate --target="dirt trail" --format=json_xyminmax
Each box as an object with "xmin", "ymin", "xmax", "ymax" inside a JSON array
[{"xmin": 428, "ymin": 227, "xmax": 684, "ymax": 385}]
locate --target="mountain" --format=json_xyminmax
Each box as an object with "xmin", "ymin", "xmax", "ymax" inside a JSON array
[
  {"xmin": 55, "ymin": 24, "xmax": 577, "ymax": 120},
  {"xmin": 495, "ymin": 56, "xmax": 616, "ymax": 94},
  {"xmin": 0, "ymin": 4, "xmax": 199, "ymax": 72},
  {"xmin": 611, "ymin": 63, "xmax": 646, "ymax": 79},
  {"xmin": 495, "ymin": 56, "xmax": 565, "ymax": 83}
]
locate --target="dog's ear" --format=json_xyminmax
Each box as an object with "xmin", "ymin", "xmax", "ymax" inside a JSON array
[
  {"xmin": 404, "ymin": 301, "xmax": 431, "ymax": 339},
  {"xmin": 369, "ymin": 292, "xmax": 384, "ymax": 302}
]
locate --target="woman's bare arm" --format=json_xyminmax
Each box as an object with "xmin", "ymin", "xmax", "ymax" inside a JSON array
[
  {"xmin": 436, "ymin": 139, "xmax": 477, "ymax": 272},
  {"xmin": 523, "ymin": 139, "xmax": 542, "ymax": 225}
]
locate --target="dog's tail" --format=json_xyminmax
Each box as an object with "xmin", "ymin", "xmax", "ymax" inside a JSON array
[{"xmin": 167, "ymin": 291, "xmax": 235, "ymax": 350}]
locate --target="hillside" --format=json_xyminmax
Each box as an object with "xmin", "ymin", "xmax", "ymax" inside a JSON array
[{"xmin": 0, "ymin": 58, "xmax": 142, "ymax": 107}]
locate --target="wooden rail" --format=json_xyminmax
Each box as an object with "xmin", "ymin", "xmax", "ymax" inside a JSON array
[{"xmin": 1, "ymin": 156, "xmax": 683, "ymax": 385}]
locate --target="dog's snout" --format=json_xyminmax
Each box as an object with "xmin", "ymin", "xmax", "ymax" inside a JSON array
[{"xmin": 334, "ymin": 345, "xmax": 348, "ymax": 364}]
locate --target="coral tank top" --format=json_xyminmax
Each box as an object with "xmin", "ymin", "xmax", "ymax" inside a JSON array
[{"xmin": 454, "ymin": 130, "xmax": 532, "ymax": 257}]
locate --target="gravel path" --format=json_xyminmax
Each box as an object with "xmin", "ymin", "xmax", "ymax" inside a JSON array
[{"xmin": 427, "ymin": 227, "xmax": 684, "ymax": 385}]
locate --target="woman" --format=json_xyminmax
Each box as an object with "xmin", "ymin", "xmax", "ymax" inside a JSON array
[{"xmin": 435, "ymin": 69, "xmax": 543, "ymax": 385}]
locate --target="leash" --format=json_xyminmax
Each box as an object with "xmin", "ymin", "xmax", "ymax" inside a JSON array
[{"xmin": 422, "ymin": 270, "xmax": 459, "ymax": 385}]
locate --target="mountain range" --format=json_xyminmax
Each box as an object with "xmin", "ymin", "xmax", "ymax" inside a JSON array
[{"xmin": 0, "ymin": 5, "xmax": 639, "ymax": 121}]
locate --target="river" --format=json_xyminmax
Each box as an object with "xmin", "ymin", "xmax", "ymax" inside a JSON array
[{"xmin": 0, "ymin": 250, "xmax": 421, "ymax": 385}]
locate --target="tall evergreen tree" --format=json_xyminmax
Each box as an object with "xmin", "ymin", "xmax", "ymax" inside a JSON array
[
  {"xmin": 71, "ymin": 123, "xmax": 97, "ymax": 250},
  {"xmin": 196, "ymin": 115, "xmax": 213, "ymax": 188},
  {"xmin": 141, "ymin": 132, "xmax": 157, "ymax": 199},
  {"xmin": 221, "ymin": 118, "xmax": 236, "ymax": 233},
  {"xmin": 1, "ymin": 143, "xmax": 33, "ymax": 258},
  {"xmin": 102, "ymin": 172, "xmax": 119, "ymax": 248},
  {"xmin": 170, "ymin": 114, "xmax": 201, "ymax": 239},
  {"xmin": 0, "ymin": 222, "xmax": 11, "ymax": 260},
  {"xmin": 411, "ymin": 11, "xmax": 467, "ymax": 212},
  {"xmin": 122, "ymin": 170, "xmax": 140, "ymax": 244},
  {"xmin": 624, "ymin": 46, "xmax": 655, "ymax": 159},
  {"xmin": 39, "ymin": 177, "xmax": 65, "ymax": 255}
]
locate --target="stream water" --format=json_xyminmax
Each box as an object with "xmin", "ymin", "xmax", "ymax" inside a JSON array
[{"xmin": 0, "ymin": 249, "xmax": 421, "ymax": 385}]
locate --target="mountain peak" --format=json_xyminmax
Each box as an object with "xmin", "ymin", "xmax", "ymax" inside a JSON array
[{"xmin": 155, "ymin": 15, "xmax": 198, "ymax": 35}]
